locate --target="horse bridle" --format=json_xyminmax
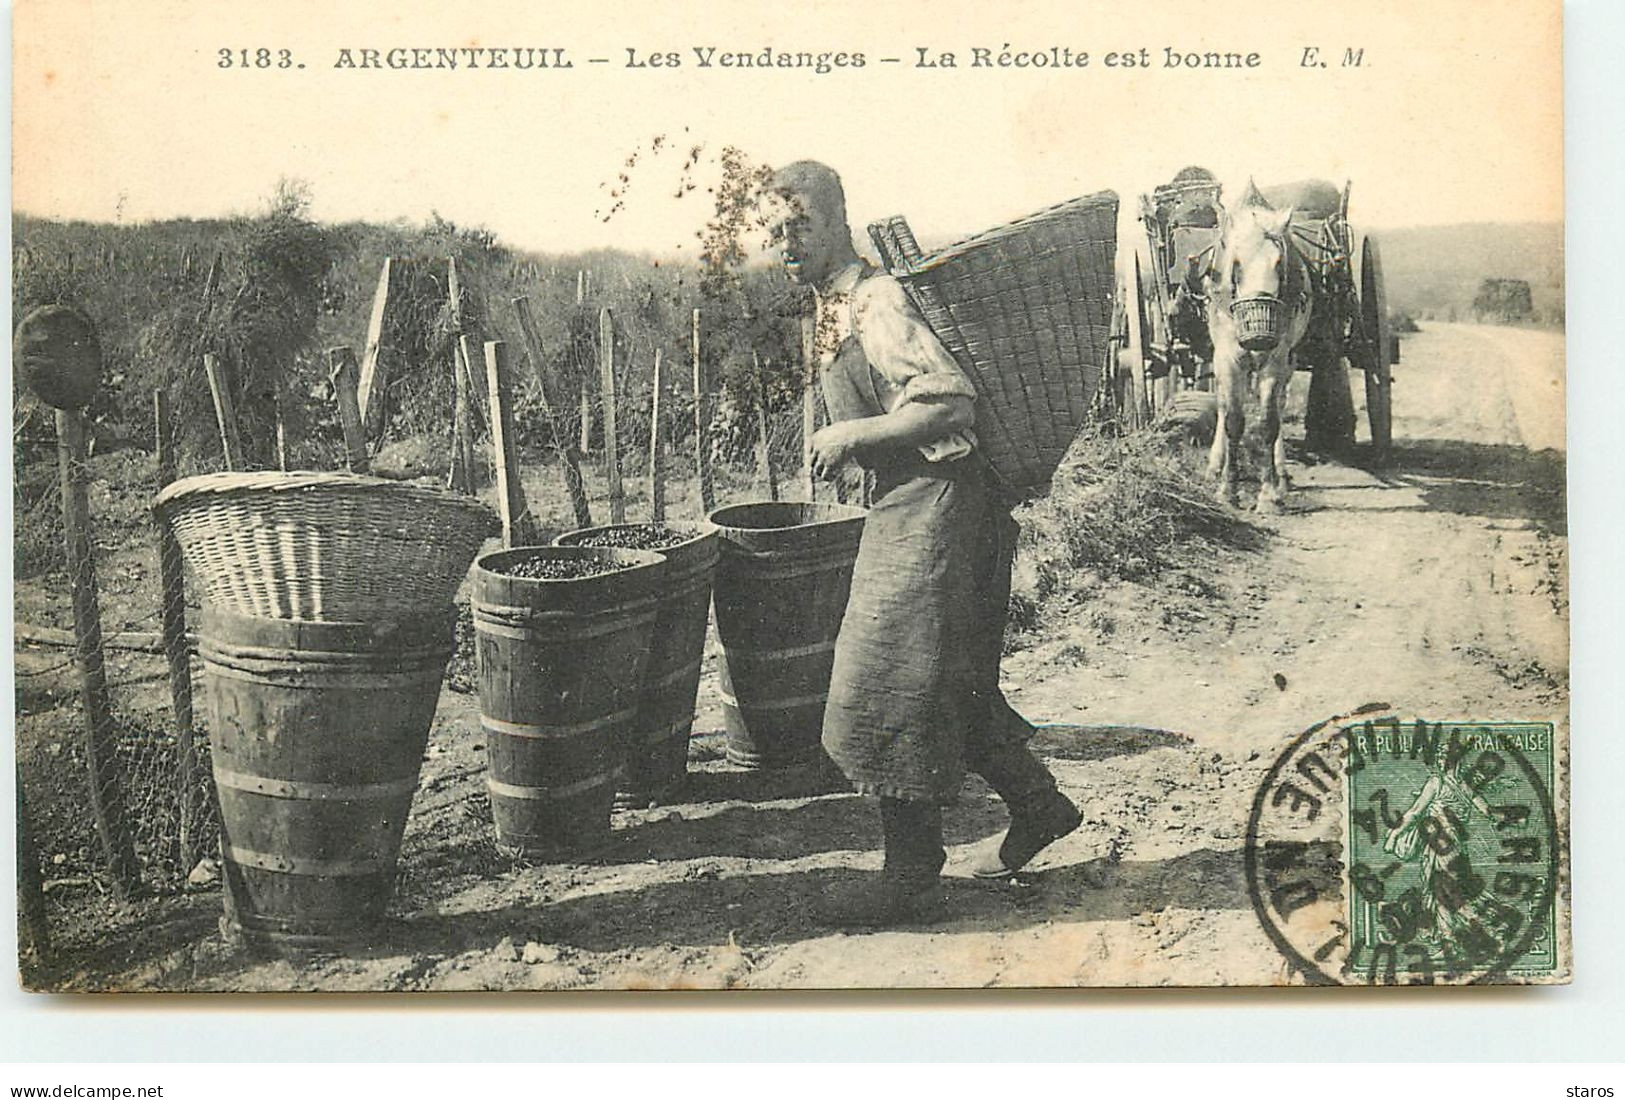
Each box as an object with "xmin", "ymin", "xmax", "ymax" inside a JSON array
[{"xmin": 1214, "ymin": 225, "xmax": 1309, "ymax": 351}]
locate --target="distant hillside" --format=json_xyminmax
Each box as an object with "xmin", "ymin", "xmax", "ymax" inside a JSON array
[
  {"xmin": 1375, "ymin": 222, "xmax": 1564, "ymax": 323},
  {"xmin": 895, "ymin": 217, "xmax": 1563, "ymax": 325},
  {"xmin": 10, "ymin": 208, "xmax": 804, "ymax": 485}
]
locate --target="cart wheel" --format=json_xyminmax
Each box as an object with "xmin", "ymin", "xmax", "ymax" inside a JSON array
[
  {"xmin": 1123, "ymin": 252, "xmax": 1152, "ymax": 426},
  {"xmin": 1359, "ymin": 235, "xmax": 1393, "ymax": 463},
  {"xmin": 1106, "ymin": 289, "xmax": 1132, "ymax": 425},
  {"xmin": 1153, "ymin": 373, "xmax": 1173, "ymax": 411},
  {"xmin": 1162, "ymin": 390, "xmax": 1219, "ymax": 444}
]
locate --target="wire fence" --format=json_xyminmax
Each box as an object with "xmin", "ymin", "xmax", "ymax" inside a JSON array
[
  {"xmin": 16, "ymin": 428, "xmax": 219, "ymax": 925},
  {"xmin": 14, "ymin": 293, "xmax": 823, "ymax": 964},
  {"xmin": 17, "ymin": 197, "xmax": 1083, "ymax": 987}
]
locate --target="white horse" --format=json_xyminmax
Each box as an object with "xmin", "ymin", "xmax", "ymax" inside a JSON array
[{"xmin": 1204, "ymin": 181, "xmax": 1314, "ymax": 511}]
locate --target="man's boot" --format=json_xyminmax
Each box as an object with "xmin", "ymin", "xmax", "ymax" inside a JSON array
[
  {"xmin": 969, "ymin": 787, "xmax": 1082, "ymax": 879},
  {"xmin": 823, "ymin": 798, "xmax": 947, "ymax": 928},
  {"xmin": 967, "ymin": 739, "xmax": 1082, "ymax": 879}
]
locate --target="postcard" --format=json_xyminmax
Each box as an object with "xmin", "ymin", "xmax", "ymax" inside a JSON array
[{"xmin": 11, "ymin": 0, "xmax": 1567, "ymax": 991}]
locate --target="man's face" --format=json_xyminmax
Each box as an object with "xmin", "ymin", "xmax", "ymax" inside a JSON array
[{"xmin": 769, "ymin": 189, "xmax": 845, "ymax": 287}]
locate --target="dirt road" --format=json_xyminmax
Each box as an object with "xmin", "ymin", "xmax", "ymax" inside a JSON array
[{"xmin": 41, "ymin": 322, "xmax": 1567, "ymax": 992}]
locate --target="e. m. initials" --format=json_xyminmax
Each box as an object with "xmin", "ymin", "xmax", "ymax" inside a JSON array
[{"xmin": 1300, "ymin": 46, "xmax": 1366, "ymax": 68}]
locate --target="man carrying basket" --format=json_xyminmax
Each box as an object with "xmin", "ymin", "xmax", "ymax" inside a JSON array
[{"xmin": 766, "ymin": 161, "xmax": 1082, "ymax": 926}]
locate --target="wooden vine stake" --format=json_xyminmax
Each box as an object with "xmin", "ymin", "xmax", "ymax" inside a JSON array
[
  {"xmin": 801, "ymin": 313, "xmax": 818, "ymax": 501},
  {"xmin": 357, "ymin": 257, "xmax": 394, "ymax": 440},
  {"xmin": 513, "ymin": 296, "xmax": 591, "ymax": 528},
  {"xmin": 448, "ymin": 257, "xmax": 490, "ymax": 432},
  {"xmin": 752, "ymin": 350, "xmax": 779, "ymax": 501},
  {"xmin": 203, "ymin": 353, "xmax": 243, "ymax": 471},
  {"xmin": 273, "ymin": 363, "xmax": 296, "ymax": 471},
  {"xmin": 692, "ymin": 309, "xmax": 714, "ymax": 514},
  {"xmin": 17, "ymin": 764, "xmax": 52, "ymax": 966},
  {"xmin": 599, "ymin": 307, "xmax": 625, "ymax": 523},
  {"xmin": 153, "ymin": 390, "xmax": 200, "ymax": 873},
  {"xmin": 447, "ymin": 260, "xmax": 476, "ymax": 492},
  {"xmin": 326, "ymin": 347, "xmax": 370, "ymax": 474},
  {"xmin": 576, "ymin": 271, "xmax": 593, "ymax": 456},
  {"xmin": 59, "ymin": 407, "xmax": 141, "ymax": 898},
  {"xmin": 200, "ymin": 252, "xmax": 222, "ymax": 309},
  {"xmin": 13, "ymin": 306, "xmax": 138, "ymax": 896},
  {"xmin": 481, "ymin": 339, "xmax": 536, "ymax": 547},
  {"xmin": 450, "ymin": 343, "xmax": 476, "ymax": 492},
  {"xmin": 273, "ymin": 396, "xmax": 290, "ymax": 471},
  {"xmin": 648, "ymin": 349, "xmax": 665, "ymax": 522},
  {"xmin": 14, "ymin": 305, "xmax": 136, "ymax": 898}
]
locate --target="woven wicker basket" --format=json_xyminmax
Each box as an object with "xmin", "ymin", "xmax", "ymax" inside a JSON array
[
  {"xmin": 868, "ymin": 190, "xmax": 1119, "ymax": 494},
  {"xmin": 154, "ymin": 471, "xmax": 500, "ymax": 621}
]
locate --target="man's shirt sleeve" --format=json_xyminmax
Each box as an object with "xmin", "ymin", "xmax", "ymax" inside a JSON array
[{"xmin": 851, "ymin": 275, "xmax": 979, "ymax": 406}]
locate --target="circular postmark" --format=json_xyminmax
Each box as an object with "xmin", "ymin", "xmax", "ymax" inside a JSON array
[{"xmin": 1244, "ymin": 711, "xmax": 1561, "ymax": 986}]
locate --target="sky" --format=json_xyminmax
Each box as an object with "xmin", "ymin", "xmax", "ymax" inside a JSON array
[{"xmin": 13, "ymin": 0, "xmax": 1563, "ymax": 256}]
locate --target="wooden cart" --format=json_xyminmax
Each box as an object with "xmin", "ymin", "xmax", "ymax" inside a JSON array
[{"xmin": 1112, "ymin": 170, "xmax": 1397, "ymax": 461}]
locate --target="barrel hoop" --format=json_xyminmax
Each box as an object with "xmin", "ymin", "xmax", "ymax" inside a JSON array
[
  {"xmin": 480, "ymin": 705, "xmax": 639, "ymax": 740},
  {"xmin": 649, "ymin": 657, "xmax": 705, "ymax": 690},
  {"xmin": 226, "ymin": 845, "xmax": 391, "ymax": 877},
  {"xmin": 473, "ymin": 602, "xmax": 660, "ymax": 640},
  {"xmin": 199, "ymin": 636, "xmax": 449, "ymax": 666},
  {"xmin": 662, "ymin": 560, "xmax": 719, "ymax": 591},
  {"xmin": 717, "ymin": 554, "xmax": 856, "ymax": 581},
  {"xmin": 716, "ymin": 688, "xmax": 830, "ymax": 711},
  {"xmin": 629, "ymin": 716, "xmax": 693, "ymax": 747},
  {"xmin": 476, "ymin": 592, "xmax": 663, "ymax": 623},
  {"xmin": 212, "ymin": 766, "xmax": 417, "ymax": 803},
  {"xmin": 199, "ymin": 659, "xmax": 445, "ymax": 690},
  {"xmin": 720, "ymin": 639, "xmax": 835, "ymax": 663},
  {"xmin": 720, "ymin": 540, "xmax": 859, "ymax": 563},
  {"xmin": 487, "ymin": 769, "xmax": 622, "ymax": 800}
]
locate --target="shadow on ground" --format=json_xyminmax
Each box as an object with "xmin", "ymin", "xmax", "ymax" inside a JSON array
[
  {"xmin": 1389, "ymin": 438, "xmax": 1566, "ymax": 534},
  {"xmin": 385, "ymin": 840, "xmax": 1343, "ymax": 960},
  {"xmin": 56, "ymin": 727, "xmax": 1225, "ymax": 986},
  {"xmin": 393, "ymin": 726, "xmax": 1203, "ymax": 910},
  {"xmin": 1315, "ymin": 439, "xmax": 1566, "ymax": 531},
  {"xmin": 23, "ymin": 893, "xmax": 222, "ymax": 991},
  {"xmin": 1028, "ymin": 723, "xmax": 1191, "ymax": 762},
  {"xmin": 1281, "ymin": 438, "xmax": 1564, "ymax": 535},
  {"xmin": 673, "ymin": 755, "xmax": 852, "ymax": 805}
]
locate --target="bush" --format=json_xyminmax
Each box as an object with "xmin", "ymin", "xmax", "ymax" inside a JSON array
[{"xmin": 133, "ymin": 183, "xmax": 343, "ymax": 471}]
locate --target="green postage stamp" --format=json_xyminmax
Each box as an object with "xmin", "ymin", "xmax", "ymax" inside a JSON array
[
  {"xmin": 1343, "ymin": 720, "xmax": 1560, "ymax": 981},
  {"xmin": 1246, "ymin": 714, "xmax": 1566, "ymax": 986}
]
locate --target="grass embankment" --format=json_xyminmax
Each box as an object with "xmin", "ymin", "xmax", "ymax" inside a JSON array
[{"xmin": 1010, "ymin": 424, "xmax": 1267, "ymax": 640}]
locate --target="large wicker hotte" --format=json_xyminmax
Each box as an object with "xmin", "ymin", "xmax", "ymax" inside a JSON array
[
  {"xmin": 868, "ymin": 190, "xmax": 1120, "ymax": 496},
  {"xmin": 154, "ymin": 471, "xmax": 500, "ymax": 621}
]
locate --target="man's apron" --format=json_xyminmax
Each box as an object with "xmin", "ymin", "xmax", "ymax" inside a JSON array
[{"xmin": 817, "ymin": 305, "xmax": 1034, "ymax": 803}]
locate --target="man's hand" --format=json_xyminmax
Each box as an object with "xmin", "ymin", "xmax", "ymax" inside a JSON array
[
  {"xmin": 809, "ymin": 421, "xmax": 864, "ymax": 481},
  {"xmin": 808, "ymin": 398, "xmax": 973, "ymax": 480}
]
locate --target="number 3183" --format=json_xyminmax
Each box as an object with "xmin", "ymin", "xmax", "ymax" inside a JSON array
[{"xmin": 219, "ymin": 48, "xmax": 295, "ymax": 69}]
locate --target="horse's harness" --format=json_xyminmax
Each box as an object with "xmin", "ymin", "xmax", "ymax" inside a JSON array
[{"xmin": 1184, "ymin": 220, "xmax": 1317, "ymax": 351}]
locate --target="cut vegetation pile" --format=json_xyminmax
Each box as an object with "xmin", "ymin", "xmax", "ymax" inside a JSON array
[{"xmin": 1014, "ymin": 425, "xmax": 1265, "ymax": 616}]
